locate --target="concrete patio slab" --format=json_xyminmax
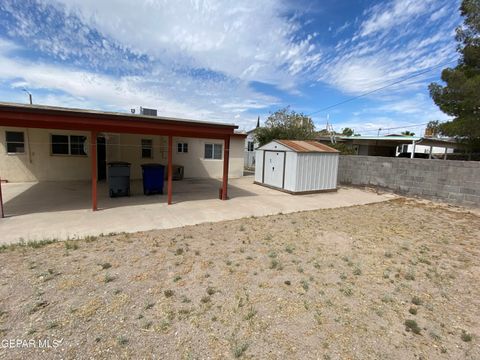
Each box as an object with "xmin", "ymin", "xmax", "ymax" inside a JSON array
[{"xmin": 0, "ymin": 176, "xmax": 396, "ymax": 244}]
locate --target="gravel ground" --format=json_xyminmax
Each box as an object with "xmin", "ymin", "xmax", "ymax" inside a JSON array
[{"xmin": 0, "ymin": 198, "xmax": 479, "ymax": 359}]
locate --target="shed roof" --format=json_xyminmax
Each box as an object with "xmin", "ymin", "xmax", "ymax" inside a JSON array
[{"xmin": 276, "ymin": 140, "xmax": 339, "ymax": 153}]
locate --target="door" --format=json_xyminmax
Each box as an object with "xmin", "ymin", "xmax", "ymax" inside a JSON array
[
  {"xmin": 263, "ymin": 151, "xmax": 285, "ymax": 188},
  {"xmin": 97, "ymin": 136, "xmax": 107, "ymax": 181}
]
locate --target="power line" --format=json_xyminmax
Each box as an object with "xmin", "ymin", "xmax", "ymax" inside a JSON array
[
  {"xmin": 358, "ymin": 122, "xmax": 430, "ymax": 134},
  {"xmin": 308, "ymin": 59, "xmax": 457, "ymax": 116}
]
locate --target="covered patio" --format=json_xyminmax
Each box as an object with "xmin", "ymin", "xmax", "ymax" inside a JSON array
[
  {"xmin": 0, "ymin": 176, "xmax": 395, "ymax": 244},
  {"xmin": 2, "ymin": 177, "xmax": 256, "ymax": 216},
  {"xmin": 0, "ymin": 102, "xmax": 238, "ymax": 217}
]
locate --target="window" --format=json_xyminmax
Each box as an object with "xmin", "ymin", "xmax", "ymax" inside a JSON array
[
  {"xmin": 51, "ymin": 134, "xmax": 87, "ymax": 156},
  {"xmin": 247, "ymin": 141, "xmax": 254, "ymax": 152},
  {"xmin": 5, "ymin": 131, "xmax": 25, "ymax": 154},
  {"xmin": 142, "ymin": 139, "xmax": 153, "ymax": 158},
  {"xmin": 204, "ymin": 143, "xmax": 222, "ymax": 160},
  {"xmin": 70, "ymin": 135, "xmax": 87, "ymax": 155},
  {"xmin": 177, "ymin": 143, "xmax": 188, "ymax": 153}
]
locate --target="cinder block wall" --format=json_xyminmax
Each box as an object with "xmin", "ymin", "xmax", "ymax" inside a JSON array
[{"xmin": 338, "ymin": 156, "xmax": 480, "ymax": 207}]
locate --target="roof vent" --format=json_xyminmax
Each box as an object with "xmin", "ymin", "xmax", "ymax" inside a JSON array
[{"xmin": 140, "ymin": 107, "xmax": 157, "ymax": 116}]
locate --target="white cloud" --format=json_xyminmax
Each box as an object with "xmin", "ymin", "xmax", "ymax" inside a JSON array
[
  {"xmin": 0, "ymin": 0, "xmax": 325, "ymax": 130},
  {"xmin": 358, "ymin": 0, "xmax": 433, "ymax": 38},
  {"xmin": 430, "ymin": 5, "xmax": 449, "ymax": 22},
  {"xmin": 42, "ymin": 0, "xmax": 322, "ymax": 89},
  {"xmin": 335, "ymin": 21, "xmax": 350, "ymax": 36},
  {"xmin": 329, "ymin": 93, "xmax": 452, "ymax": 136},
  {"xmin": 0, "ymin": 39, "xmax": 277, "ymax": 129},
  {"xmin": 318, "ymin": 0, "xmax": 460, "ymax": 96}
]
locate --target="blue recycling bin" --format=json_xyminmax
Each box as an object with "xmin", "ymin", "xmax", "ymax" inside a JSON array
[{"xmin": 141, "ymin": 164, "xmax": 165, "ymax": 195}]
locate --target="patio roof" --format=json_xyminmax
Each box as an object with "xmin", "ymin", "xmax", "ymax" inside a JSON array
[
  {"xmin": 316, "ymin": 135, "xmax": 460, "ymax": 148},
  {"xmin": 0, "ymin": 102, "xmax": 237, "ymax": 139}
]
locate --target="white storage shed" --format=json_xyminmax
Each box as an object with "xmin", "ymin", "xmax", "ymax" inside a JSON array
[{"xmin": 254, "ymin": 140, "xmax": 339, "ymax": 194}]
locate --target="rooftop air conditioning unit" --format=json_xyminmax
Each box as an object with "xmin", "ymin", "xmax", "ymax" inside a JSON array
[{"xmin": 140, "ymin": 107, "xmax": 157, "ymax": 116}]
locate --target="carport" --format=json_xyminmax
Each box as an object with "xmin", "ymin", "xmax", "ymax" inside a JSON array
[{"xmin": 0, "ymin": 103, "xmax": 237, "ymax": 216}]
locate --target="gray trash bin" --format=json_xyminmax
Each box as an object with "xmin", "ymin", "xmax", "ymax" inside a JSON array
[{"xmin": 108, "ymin": 162, "xmax": 131, "ymax": 197}]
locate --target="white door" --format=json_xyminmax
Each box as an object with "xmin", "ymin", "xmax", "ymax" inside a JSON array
[{"xmin": 263, "ymin": 151, "xmax": 285, "ymax": 188}]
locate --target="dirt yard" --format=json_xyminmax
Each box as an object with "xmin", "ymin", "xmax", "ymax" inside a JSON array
[{"xmin": 0, "ymin": 198, "xmax": 479, "ymax": 359}]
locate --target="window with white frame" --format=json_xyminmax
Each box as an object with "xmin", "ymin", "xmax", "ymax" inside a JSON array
[
  {"xmin": 5, "ymin": 131, "xmax": 25, "ymax": 154},
  {"xmin": 247, "ymin": 141, "xmax": 254, "ymax": 152},
  {"xmin": 51, "ymin": 134, "xmax": 87, "ymax": 156},
  {"xmin": 141, "ymin": 139, "xmax": 153, "ymax": 158},
  {"xmin": 204, "ymin": 143, "xmax": 222, "ymax": 160},
  {"xmin": 177, "ymin": 142, "xmax": 188, "ymax": 153}
]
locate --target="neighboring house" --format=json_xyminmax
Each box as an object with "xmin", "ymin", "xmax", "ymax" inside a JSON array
[
  {"xmin": 317, "ymin": 135, "xmax": 459, "ymax": 159},
  {"xmin": 244, "ymin": 117, "xmax": 260, "ymax": 168},
  {"xmin": 0, "ymin": 102, "xmax": 245, "ymax": 208}
]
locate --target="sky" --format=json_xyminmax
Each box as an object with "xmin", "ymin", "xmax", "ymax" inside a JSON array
[{"xmin": 0, "ymin": 0, "xmax": 462, "ymax": 135}]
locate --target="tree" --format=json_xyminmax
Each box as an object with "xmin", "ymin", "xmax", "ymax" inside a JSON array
[
  {"xmin": 342, "ymin": 127, "xmax": 354, "ymax": 136},
  {"xmin": 328, "ymin": 142, "xmax": 356, "ymax": 155},
  {"xmin": 429, "ymin": 0, "xmax": 480, "ymax": 155},
  {"xmin": 316, "ymin": 128, "xmax": 331, "ymax": 136},
  {"xmin": 401, "ymin": 131, "xmax": 416, "ymax": 136},
  {"xmin": 425, "ymin": 120, "xmax": 441, "ymax": 137},
  {"xmin": 255, "ymin": 107, "xmax": 316, "ymax": 146}
]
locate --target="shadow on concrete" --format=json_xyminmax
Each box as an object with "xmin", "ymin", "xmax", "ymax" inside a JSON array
[{"xmin": 3, "ymin": 178, "xmax": 256, "ymax": 216}]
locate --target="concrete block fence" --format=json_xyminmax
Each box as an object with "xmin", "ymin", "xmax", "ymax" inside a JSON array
[{"xmin": 338, "ymin": 155, "xmax": 480, "ymax": 207}]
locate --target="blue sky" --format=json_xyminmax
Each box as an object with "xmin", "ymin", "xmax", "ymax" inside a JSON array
[{"xmin": 0, "ymin": 0, "xmax": 461, "ymax": 135}]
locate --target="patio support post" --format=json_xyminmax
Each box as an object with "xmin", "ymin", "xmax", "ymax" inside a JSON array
[
  {"xmin": 91, "ymin": 130, "xmax": 98, "ymax": 211},
  {"xmin": 444, "ymin": 147, "xmax": 448, "ymax": 160},
  {"xmin": 0, "ymin": 177, "xmax": 4, "ymax": 218},
  {"xmin": 429, "ymin": 145, "xmax": 433, "ymax": 159},
  {"xmin": 167, "ymin": 135, "xmax": 173, "ymax": 205},
  {"xmin": 221, "ymin": 135, "xmax": 230, "ymax": 200},
  {"xmin": 411, "ymin": 141, "xmax": 416, "ymax": 159}
]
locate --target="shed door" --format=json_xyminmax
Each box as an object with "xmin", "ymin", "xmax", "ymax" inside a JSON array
[{"xmin": 263, "ymin": 151, "xmax": 285, "ymax": 188}]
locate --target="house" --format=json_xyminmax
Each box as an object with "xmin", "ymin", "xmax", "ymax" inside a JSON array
[
  {"xmin": 316, "ymin": 135, "xmax": 459, "ymax": 159},
  {"xmin": 244, "ymin": 116, "xmax": 260, "ymax": 168},
  {"xmin": 0, "ymin": 102, "xmax": 246, "ymax": 210}
]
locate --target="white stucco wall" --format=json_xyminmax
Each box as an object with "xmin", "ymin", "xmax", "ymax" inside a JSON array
[
  {"xmin": 0, "ymin": 127, "xmax": 244, "ymax": 182},
  {"xmin": 0, "ymin": 126, "xmax": 92, "ymax": 182}
]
